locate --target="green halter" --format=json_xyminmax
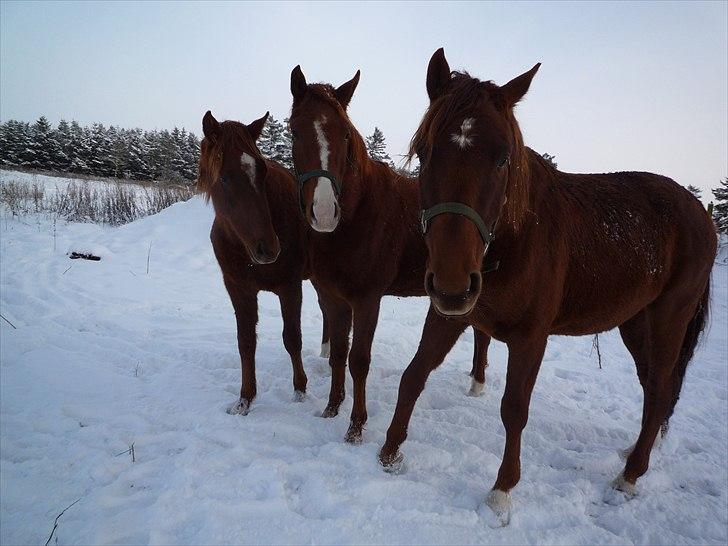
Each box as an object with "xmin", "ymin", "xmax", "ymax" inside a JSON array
[{"xmin": 420, "ymin": 202, "xmax": 494, "ymax": 249}]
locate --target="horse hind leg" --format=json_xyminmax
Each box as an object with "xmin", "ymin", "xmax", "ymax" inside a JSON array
[
  {"xmin": 617, "ymin": 312, "xmax": 653, "ymax": 461},
  {"xmin": 615, "ymin": 288, "xmax": 707, "ymax": 495},
  {"xmin": 468, "ymin": 329, "xmax": 490, "ymax": 396}
]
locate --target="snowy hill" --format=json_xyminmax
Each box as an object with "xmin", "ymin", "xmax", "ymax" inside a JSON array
[{"xmin": 1, "ymin": 176, "xmax": 726, "ymax": 545}]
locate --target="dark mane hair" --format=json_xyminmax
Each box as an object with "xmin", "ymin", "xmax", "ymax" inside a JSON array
[
  {"xmin": 197, "ymin": 121, "xmax": 259, "ymax": 199},
  {"xmin": 291, "ymin": 83, "xmax": 371, "ymax": 176},
  {"xmin": 408, "ymin": 71, "xmax": 531, "ymax": 233}
]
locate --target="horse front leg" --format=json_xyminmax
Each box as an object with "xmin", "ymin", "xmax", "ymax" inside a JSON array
[
  {"xmin": 225, "ymin": 283, "xmax": 258, "ymax": 416},
  {"xmin": 278, "ymin": 282, "xmax": 307, "ymax": 400},
  {"xmin": 318, "ymin": 292, "xmax": 331, "ymax": 358},
  {"xmin": 318, "ymin": 290, "xmax": 352, "ymax": 418},
  {"xmin": 487, "ymin": 336, "xmax": 547, "ymax": 525},
  {"xmin": 380, "ymin": 306, "xmax": 467, "ymax": 466},
  {"xmin": 469, "ymin": 328, "xmax": 491, "ymax": 396},
  {"xmin": 344, "ymin": 297, "xmax": 382, "ymax": 443}
]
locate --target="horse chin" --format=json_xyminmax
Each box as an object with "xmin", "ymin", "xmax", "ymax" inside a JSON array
[{"xmin": 431, "ymin": 297, "xmax": 478, "ymax": 318}]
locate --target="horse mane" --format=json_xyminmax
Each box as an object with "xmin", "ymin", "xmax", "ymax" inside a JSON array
[
  {"xmin": 197, "ymin": 121, "xmax": 259, "ymax": 201},
  {"xmin": 292, "ymin": 83, "xmax": 371, "ymax": 177},
  {"xmin": 408, "ymin": 72, "xmax": 531, "ymax": 233}
]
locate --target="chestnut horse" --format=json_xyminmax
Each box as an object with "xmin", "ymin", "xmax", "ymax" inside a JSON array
[
  {"xmin": 199, "ymin": 111, "xmax": 327, "ymax": 415},
  {"xmin": 288, "ymin": 67, "xmax": 492, "ymax": 442},
  {"xmin": 380, "ymin": 49, "xmax": 716, "ymax": 523}
]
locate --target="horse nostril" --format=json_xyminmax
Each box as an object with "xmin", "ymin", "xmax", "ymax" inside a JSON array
[
  {"xmin": 256, "ymin": 241, "xmax": 267, "ymax": 260},
  {"xmin": 425, "ymin": 272, "xmax": 436, "ymax": 294},
  {"xmin": 468, "ymin": 272, "xmax": 482, "ymax": 295},
  {"xmin": 333, "ymin": 201, "xmax": 339, "ymax": 218},
  {"xmin": 309, "ymin": 203, "xmax": 316, "ymax": 222}
]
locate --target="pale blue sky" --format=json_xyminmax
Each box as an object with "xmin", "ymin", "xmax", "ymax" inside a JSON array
[{"xmin": 1, "ymin": 1, "xmax": 726, "ymax": 196}]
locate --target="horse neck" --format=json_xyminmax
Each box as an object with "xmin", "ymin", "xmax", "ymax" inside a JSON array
[
  {"xmin": 497, "ymin": 147, "xmax": 554, "ymax": 242},
  {"xmin": 263, "ymin": 160, "xmax": 300, "ymax": 224}
]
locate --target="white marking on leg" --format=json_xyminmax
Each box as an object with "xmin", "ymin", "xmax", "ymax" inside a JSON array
[
  {"xmin": 611, "ymin": 472, "xmax": 637, "ymax": 498},
  {"xmin": 240, "ymin": 153, "xmax": 257, "ymax": 191},
  {"xmin": 485, "ymin": 489, "xmax": 511, "ymax": 526},
  {"xmin": 451, "ymin": 117, "xmax": 475, "ymax": 149},
  {"xmin": 320, "ymin": 341, "xmax": 330, "ymax": 358},
  {"xmin": 311, "ymin": 116, "xmax": 338, "ymax": 232},
  {"xmin": 468, "ymin": 377, "xmax": 485, "ymax": 397}
]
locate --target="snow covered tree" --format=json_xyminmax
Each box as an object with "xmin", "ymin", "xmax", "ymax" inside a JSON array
[
  {"xmin": 258, "ymin": 116, "xmax": 292, "ymax": 170},
  {"xmin": 28, "ymin": 116, "xmax": 64, "ymax": 170},
  {"xmin": 686, "ymin": 185, "xmax": 702, "ymax": 201},
  {"xmin": 365, "ymin": 127, "xmax": 393, "ymax": 166},
  {"xmin": 0, "ymin": 120, "xmax": 31, "ymax": 166},
  {"xmin": 54, "ymin": 120, "xmax": 73, "ymax": 170},
  {"xmin": 541, "ymin": 153, "xmax": 557, "ymax": 168},
  {"xmin": 711, "ymin": 178, "xmax": 728, "ymax": 234}
]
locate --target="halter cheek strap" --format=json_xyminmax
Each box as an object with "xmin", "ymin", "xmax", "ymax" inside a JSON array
[
  {"xmin": 296, "ymin": 169, "xmax": 342, "ymax": 215},
  {"xmin": 420, "ymin": 202, "xmax": 494, "ymax": 250}
]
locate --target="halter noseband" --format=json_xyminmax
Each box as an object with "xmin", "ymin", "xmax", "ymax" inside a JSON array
[
  {"xmin": 420, "ymin": 202, "xmax": 494, "ymax": 251},
  {"xmin": 296, "ymin": 169, "xmax": 342, "ymax": 215}
]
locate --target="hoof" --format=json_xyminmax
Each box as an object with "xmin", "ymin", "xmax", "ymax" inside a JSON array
[
  {"xmin": 321, "ymin": 405, "xmax": 339, "ymax": 418},
  {"xmin": 345, "ymin": 422, "xmax": 364, "ymax": 444},
  {"xmin": 226, "ymin": 398, "xmax": 252, "ymax": 415},
  {"xmin": 379, "ymin": 450, "xmax": 406, "ymax": 474},
  {"xmin": 293, "ymin": 390, "xmax": 306, "ymax": 403},
  {"xmin": 484, "ymin": 489, "xmax": 511, "ymax": 527},
  {"xmin": 320, "ymin": 341, "xmax": 330, "ymax": 358},
  {"xmin": 604, "ymin": 473, "xmax": 637, "ymax": 505},
  {"xmin": 468, "ymin": 378, "xmax": 485, "ymax": 397}
]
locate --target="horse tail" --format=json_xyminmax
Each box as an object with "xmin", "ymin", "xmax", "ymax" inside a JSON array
[{"xmin": 662, "ymin": 280, "xmax": 711, "ymax": 434}]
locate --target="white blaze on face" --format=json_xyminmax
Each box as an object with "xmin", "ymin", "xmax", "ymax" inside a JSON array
[
  {"xmin": 451, "ymin": 117, "xmax": 475, "ymax": 149},
  {"xmin": 311, "ymin": 115, "xmax": 338, "ymax": 232},
  {"xmin": 240, "ymin": 153, "xmax": 257, "ymax": 191}
]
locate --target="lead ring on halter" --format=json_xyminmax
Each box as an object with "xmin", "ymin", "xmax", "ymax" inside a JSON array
[
  {"xmin": 420, "ymin": 202, "xmax": 494, "ymax": 251},
  {"xmin": 297, "ymin": 169, "xmax": 342, "ymax": 215}
]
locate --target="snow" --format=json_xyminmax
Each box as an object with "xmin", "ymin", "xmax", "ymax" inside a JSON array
[{"xmin": 1, "ymin": 170, "xmax": 727, "ymax": 545}]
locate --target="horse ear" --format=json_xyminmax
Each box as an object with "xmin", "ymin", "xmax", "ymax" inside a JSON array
[
  {"xmin": 426, "ymin": 47, "xmax": 451, "ymax": 101},
  {"xmin": 291, "ymin": 65, "xmax": 308, "ymax": 102},
  {"xmin": 202, "ymin": 110, "xmax": 221, "ymax": 143},
  {"xmin": 334, "ymin": 70, "xmax": 360, "ymax": 109},
  {"xmin": 500, "ymin": 63, "xmax": 541, "ymax": 107},
  {"xmin": 247, "ymin": 111, "xmax": 269, "ymax": 142}
]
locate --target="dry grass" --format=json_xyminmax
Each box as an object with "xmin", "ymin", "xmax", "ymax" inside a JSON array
[{"xmin": 1, "ymin": 177, "xmax": 194, "ymax": 226}]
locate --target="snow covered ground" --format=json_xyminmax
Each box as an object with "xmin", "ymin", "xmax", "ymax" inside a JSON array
[{"xmin": 1, "ymin": 172, "xmax": 726, "ymax": 545}]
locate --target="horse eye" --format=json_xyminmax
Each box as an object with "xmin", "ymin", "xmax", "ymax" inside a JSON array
[
  {"xmin": 496, "ymin": 156, "xmax": 509, "ymax": 169},
  {"xmin": 220, "ymin": 174, "xmax": 228, "ymax": 186}
]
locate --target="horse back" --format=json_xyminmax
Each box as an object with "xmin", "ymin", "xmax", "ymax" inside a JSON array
[{"xmin": 551, "ymin": 169, "xmax": 716, "ymax": 333}]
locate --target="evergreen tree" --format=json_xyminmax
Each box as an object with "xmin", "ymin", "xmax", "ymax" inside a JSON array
[
  {"xmin": 68, "ymin": 121, "xmax": 92, "ymax": 174},
  {"xmin": 0, "ymin": 116, "xmax": 199, "ymax": 183},
  {"xmin": 258, "ymin": 116, "xmax": 292, "ymax": 169},
  {"xmin": 712, "ymin": 178, "xmax": 728, "ymax": 234},
  {"xmin": 541, "ymin": 153, "xmax": 557, "ymax": 168},
  {"xmin": 55, "ymin": 120, "xmax": 73, "ymax": 170},
  {"xmin": 28, "ymin": 116, "xmax": 57, "ymax": 169},
  {"xmin": 0, "ymin": 120, "xmax": 30, "ymax": 165},
  {"xmin": 88, "ymin": 123, "xmax": 114, "ymax": 177},
  {"xmin": 686, "ymin": 185, "xmax": 702, "ymax": 201},
  {"xmin": 365, "ymin": 127, "xmax": 393, "ymax": 166}
]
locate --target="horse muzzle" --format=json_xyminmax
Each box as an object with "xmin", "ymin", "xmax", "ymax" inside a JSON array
[{"xmin": 425, "ymin": 270, "xmax": 481, "ymax": 316}]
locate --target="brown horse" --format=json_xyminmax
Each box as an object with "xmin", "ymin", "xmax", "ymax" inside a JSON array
[
  {"xmin": 379, "ymin": 49, "xmax": 717, "ymax": 524},
  {"xmin": 199, "ymin": 110, "xmax": 327, "ymax": 415},
  {"xmin": 288, "ymin": 66, "xmax": 492, "ymax": 443}
]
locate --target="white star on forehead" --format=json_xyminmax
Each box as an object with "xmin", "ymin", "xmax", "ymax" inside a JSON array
[{"xmin": 451, "ymin": 117, "xmax": 475, "ymax": 149}]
